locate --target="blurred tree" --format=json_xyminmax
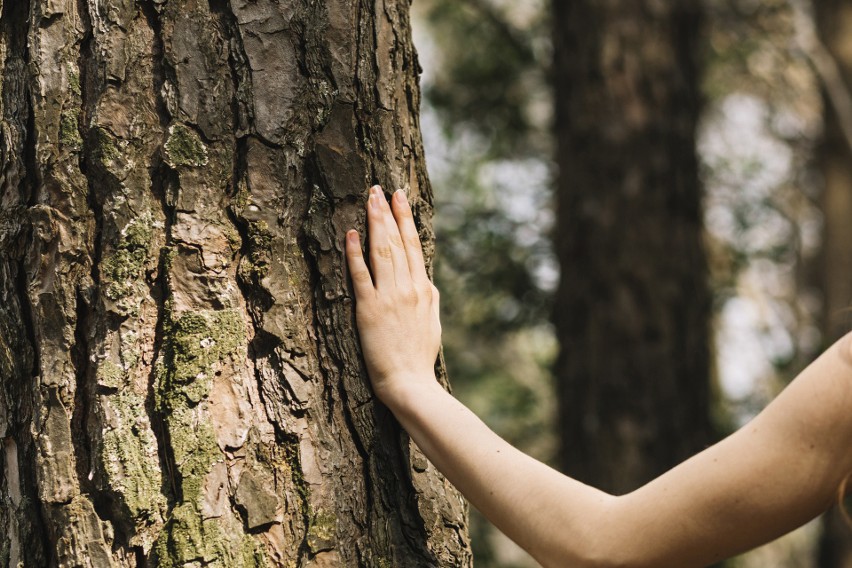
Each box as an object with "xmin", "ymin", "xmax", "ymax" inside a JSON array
[
  {"xmin": 812, "ymin": 0, "xmax": 852, "ymax": 564},
  {"xmin": 551, "ymin": 0, "xmax": 714, "ymax": 493},
  {"xmin": 413, "ymin": 1, "xmax": 554, "ymax": 565}
]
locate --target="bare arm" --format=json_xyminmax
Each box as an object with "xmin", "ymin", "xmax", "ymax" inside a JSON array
[{"xmin": 345, "ymin": 185, "xmax": 852, "ymax": 567}]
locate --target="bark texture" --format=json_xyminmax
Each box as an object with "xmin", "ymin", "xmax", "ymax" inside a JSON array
[
  {"xmin": 0, "ymin": 0, "xmax": 470, "ymax": 566},
  {"xmin": 814, "ymin": 1, "xmax": 852, "ymax": 565},
  {"xmin": 551, "ymin": 0, "xmax": 713, "ymax": 493}
]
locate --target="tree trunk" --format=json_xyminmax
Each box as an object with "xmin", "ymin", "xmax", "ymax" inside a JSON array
[
  {"xmin": 551, "ymin": 0, "xmax": 713, "ymax": 494},
  {"xmin": 814, "ymin": 1, "xmax": 852, "ymax": 565},
  {"xmin": 0, "ymin": 0, "xmax": 470, "ymax": 566}
]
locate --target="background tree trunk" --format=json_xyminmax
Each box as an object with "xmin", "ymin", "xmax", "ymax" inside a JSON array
[
  {"xmin": 814, "ymin": 1, "xmax": 852, "ymax": 565},
  {"xmin": 0, "ymin": 0, "xmax": 470, "ymax": 566},
  {"xmin": 551, "ymin": 0, "xmax": 713, "ymax": 494}
]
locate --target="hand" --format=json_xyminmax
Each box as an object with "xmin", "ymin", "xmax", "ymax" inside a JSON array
[{"xmin": 345, "ymin": 185, "xmax": 442, "ymax": 405}]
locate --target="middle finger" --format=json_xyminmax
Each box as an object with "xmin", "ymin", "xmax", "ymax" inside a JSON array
[{"xmin": 375, "ymin": 187, "xmax": 413, "ymax": 289}]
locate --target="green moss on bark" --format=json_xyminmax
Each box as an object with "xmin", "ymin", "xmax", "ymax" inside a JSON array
[
  {"xmin": 155, "ymin": 502, "xmax": 265, "ymax": 568},
  {"xmin": 154, "ymin": 308, "xmax": 255, "ymax": 566},
  {"xmin": 102, "ymin": 213, "xmax": 155, "ymax": 316},
  {"xmin": 159, "ymin": 309, "xmax": 243, "ymax": 403},
  {"xmin": 91, "ymin": 127, "xmax": 121, "ymax": 166},
  {"xmin": 99, "ymin": 388, "xmax": 167, "ymax": 521},
  {"xmin": 237, "ymin": 220, "xmax": 273, "ymax": 282},
  {"xmin": 68, "ymin": 66, "xmax": 81, "ymax": 96},
  {"xmin": 307, "ymin": 509, "xmax": 338, "ymax": 553},
  {"xmin": 59, "ymin": 110, "xmax": 82, "ymax": 150},
  {"xmin": 164, "ymin": 123, "xmax": 209, "ymax": 168},
  {"xmin": 0, "ymin": 320, "xmax": 15, "ymax": 381},
  {"xmin": 95, "ymin": 360, "xmax": 124, "ymax": 390}
]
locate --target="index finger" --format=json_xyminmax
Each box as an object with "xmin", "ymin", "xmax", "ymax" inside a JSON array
[
  {"xmin": 345, "ymin": 229, "xmax": 375, "ymax": 299},
  {"xmin": 391, "ymin": 190, "xmax": 428, "ymax": 283}
]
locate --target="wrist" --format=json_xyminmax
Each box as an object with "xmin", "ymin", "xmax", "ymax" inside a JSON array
[{"xmin": 375, "ymin": 372, "xmax": 443, "ymax": 414}]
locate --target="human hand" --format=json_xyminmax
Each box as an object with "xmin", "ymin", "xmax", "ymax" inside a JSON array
[{"xmin": 345, "ymin": 185, "xmax": 442, "ymax": 406}]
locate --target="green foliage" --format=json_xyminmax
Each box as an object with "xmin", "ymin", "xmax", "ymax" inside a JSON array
[
  {"xmin": 415, "ymin": 3, "xmax": 555, "ymax": 565},
  {"xmin": 437, "ymin": 206, "xmax": 550, "ymax": 335},
  {"xmin": 421, "ymin": 0, "xmax": 550, "ymax": 158}
]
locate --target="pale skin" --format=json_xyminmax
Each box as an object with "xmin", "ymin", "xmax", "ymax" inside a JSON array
[{"xmin": 344, "ymin": 184, "xmax": 852, "ymax": 568}]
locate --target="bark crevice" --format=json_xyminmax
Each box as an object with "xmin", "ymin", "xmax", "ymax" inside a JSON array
[{"xmin": 139, "ymin": 0, "xmax": 181, "ymax": 515}]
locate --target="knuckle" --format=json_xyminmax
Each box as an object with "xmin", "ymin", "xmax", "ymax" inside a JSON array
[
  {"xmin": 405, "ymin": 235, "xmax": 423, "ymax": 250},
  {"xmin": 389, "ymin": 234, "xmax": 404, "ymax": 248},
  {"xmin": 356, "ymin": 304, "xmax": 377, "ymax": 323},
  {"xmin": 417, "ymin": 282, "xmax": 433, "ymax": 299},
  {"xmin": 352, "ymin": 269, "xmax": 372, "ymax": 283},
  {"xmin": 376, "ymin": 292, "xmax": 394, "ymax": 308},
  {"xmin": 401, "ymin": 287, "xmax": 419, "ymax": 305},
  {"xmin": 375, "ymin": 246, "xmax": 392, "ymax": 260}
]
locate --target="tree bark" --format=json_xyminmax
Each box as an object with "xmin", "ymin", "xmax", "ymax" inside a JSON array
[
  {"xmin": 814, "ymin": 1, "xmax": 852, "ymax": 565},
  {"xmin": 0, "ymin": 0, "xmax": 470, "ymax": 566},
  {"xmin": 551, "ymin": 0, "xmax": 713, "ymax": 494}
]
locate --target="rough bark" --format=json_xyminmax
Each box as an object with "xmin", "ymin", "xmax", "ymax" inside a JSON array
[
  {"xmin": 551, "ymin": 0, "xmax": 713, "ymax": 494},
  {"xmin": 814, "ymin": 1, "xmax": 852, "ymax": 565},
  {"xmin": 0, "ymin": 0, "xmax": 471, "ymax": 566}
]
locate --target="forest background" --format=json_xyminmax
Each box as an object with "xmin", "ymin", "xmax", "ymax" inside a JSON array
[
  {"xmin": 412, "ymin": 0, "xmax": 852, "ymax": 566},
  {"xmin": 0, "ymin": 0, "xmax": 848, "ymax": 564}
]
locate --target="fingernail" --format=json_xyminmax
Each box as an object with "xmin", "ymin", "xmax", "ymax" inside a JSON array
[
  {"xmin": 394, "ymin": 189, "xmax": 407, "ymax": 204},
  {"xmin": 370, "ymin": 184, "xmax": 382, "ymax": 195},
  {"xmin": 347, "ymin": 230, "xmax": 359, "ymax": 244},
  {"xmin": 369, "ymin": 195, "xmax": 378, "ymax": 210}
]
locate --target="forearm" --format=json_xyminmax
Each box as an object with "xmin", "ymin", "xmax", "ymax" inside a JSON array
[
  {"xmin": 382, "ymin": 333, "xmax": 852, "ymax": 568},
  {"xmin": 346, "ymin": 186, "xmax": 852, "ymax": 567},
  {"xmin": 384, "ymin": 378, "xmax": 614, "ymax": 567},
  {"xmin": 611, "ymin": 333, "xmax": 852, "ymax": 566}
]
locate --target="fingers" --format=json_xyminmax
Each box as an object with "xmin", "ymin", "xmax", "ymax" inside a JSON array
[
  {"xmin": 430, "ymin": 282, "xmax": 441, "ymax": 321},
  {"xmin": 376, "ymin": 187, "xmax": 412, "ymax": 289},
  {"xmin": 345, "ymin": 230, "xmax": 374, "ymax": 298},
  {"xmin": 391, "ymin": 190, "xmax": 429, "ymax": 284},
  {"xmin": 366, "ymin": 186, "xmax": 396, "ymax": 290},
  {"xmin": 357, "ymin": 185, "xmax": 429, "ymax": 293}
]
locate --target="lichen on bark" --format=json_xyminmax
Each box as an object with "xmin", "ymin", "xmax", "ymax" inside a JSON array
[
  {"xmin": 154, "ymin": 308, "xmax": 254, "ymax": 564},
  {"xmin": 102, "ymin": 211, "xmax": 157, "ymax": 316},
  {"xmin": 98, "ymin": 386, "xmax": 167, "ymax": 523},
  {"xmin": 164, "ymin": 123, "xmax": 210, "ymax": 168}
]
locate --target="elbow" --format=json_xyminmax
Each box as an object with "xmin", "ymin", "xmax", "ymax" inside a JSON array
[
  {"xmin": 537, "ymin": 496, "xmax": 656, "ymax": 568},
  {"xmin": 560, "ymin": 545, "xmax": 656, "ymax": 568},
  {"xmin": 539, "ymin": 547, "xmax": 648, "ymax": 568}
]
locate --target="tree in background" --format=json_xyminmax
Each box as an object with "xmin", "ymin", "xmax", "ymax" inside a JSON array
[
  {"xmin": 0, "ymin": 0, "xmax": 469, "ymax": 565},
  {"xmin": 417, "ymin": 0, "xmax": 844, "ymax": 565},
  {"xmin": 552, "ymin": 0, "xmax": 714, "ymax": 493},
  {"xmin": 412, "ymin": 2, "xmax": 555, "ymax": 565},
  {"xmin": 813, "ymin": 0, "xmax": 852, "ymax": 564}
]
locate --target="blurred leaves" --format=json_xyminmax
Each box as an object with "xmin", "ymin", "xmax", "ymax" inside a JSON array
[
  {"xmin": 413, "ymin": 2, "xmax": 556, "ymax": 565},
  {"xmin": 437, "ymin": 205, "xmax": 550, "ymax": 334},
  {"xmin": 415, "ymin": 1, "xmax": 830, "ymax": 567},
  {"xmin": 420, "ymin": 0, "xmax": 551, "ymax": 158}
]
